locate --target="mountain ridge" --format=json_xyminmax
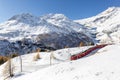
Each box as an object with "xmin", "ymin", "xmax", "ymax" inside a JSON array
[
  {"xmin": 75, "ymin": 7, "xmax": 120, "ymax": 44},
  {"xmin": 0, "ymin": 13, "xmax": 87, "ymax": 41}
]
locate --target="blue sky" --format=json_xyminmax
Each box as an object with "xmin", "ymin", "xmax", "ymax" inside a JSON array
[{"xmin": 0, "ymin": 0, "xmax": 120, "ymax": 23}]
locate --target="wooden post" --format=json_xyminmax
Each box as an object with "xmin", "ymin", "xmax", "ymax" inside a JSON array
[
  {"xmin": 8, "ymin": 55, "xmax": 14, "ymax": 77},
  {"xmin": 50, "ymin": 52, "xmax": 53, "ymax": 65},
  {"xmin": 19, "ymin": 55, "xmax": 22, "ymax": 72}
]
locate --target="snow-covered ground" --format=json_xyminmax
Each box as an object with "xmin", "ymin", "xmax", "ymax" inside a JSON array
[
  {"xmin": 0, "ymin": 46, "xmax": 91, "ymax": 80},
  {"xmin": 1, "ymin": 44, "xmax": 120, "ymax": 80}
]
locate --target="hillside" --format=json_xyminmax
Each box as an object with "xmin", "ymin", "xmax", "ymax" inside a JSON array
[
  {"xmin": 75, "ymin": 7, "xmax": 120, "ymax": 44},
  {"xmin": 0, "ymin": 44, "xmax": 119, "ymax": 80},
  {"xmin": 0, "ymin": 46, "xmax": 91, "ymax": 80}
]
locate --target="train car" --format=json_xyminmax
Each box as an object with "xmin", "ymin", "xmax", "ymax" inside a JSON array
[
  {"xmin": 71, "ymin": 44, "xmax": 108, "ymax": 61},
  {"xmin": 71, "ymin": 55, "xmax": 77, "ymax": 60}
]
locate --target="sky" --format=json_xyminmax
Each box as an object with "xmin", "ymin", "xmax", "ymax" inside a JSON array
[{"xmin": 0, "ymin": 0, "xmax": 120, "ymax": 23}]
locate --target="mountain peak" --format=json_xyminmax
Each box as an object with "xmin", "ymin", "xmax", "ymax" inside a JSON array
[
  {"xmin": 107, "ymin": 6, "xmax": 120, "ymax": 10},
  {"xmin": 9, "ymin": 13, "xmax": 34, "ymax": 20},
  {"xmin": 8, "ymin": 13, "xmax": 39, "ymax": 24},
  {"xmin": 99, "ymin": 6, "xmax": 120, "ymax": 16}
]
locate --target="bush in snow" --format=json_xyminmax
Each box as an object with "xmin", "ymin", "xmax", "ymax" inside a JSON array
[
  {"xmin": 9, "ymin": 53, "xmax": 18, "ymax": 58},
  {"xmin": 33, "ymin": 48, "xmax": 41, "ymax": 61},
  {"xmin": 79, "ymin": 42, "xmax": 84, "ymax": 47},
  {"xmin": 0, "ymin": 53, "xmax": 18, "ymax": 65},
  {"xmin": 0, "ymin": 56, "xmax": 8, "ymax": 65},
  {"xmin": 33, "ymin": 53, "xmax": 41, "ymax": 61}
]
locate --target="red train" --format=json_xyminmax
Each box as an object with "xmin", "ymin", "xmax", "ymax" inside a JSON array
[{"xmin": 70, "ymin": 44, "xmax": 107, "ymax": 60}]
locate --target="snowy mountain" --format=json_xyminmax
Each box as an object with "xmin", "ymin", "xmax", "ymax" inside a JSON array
[
  {"xmin": 1, "ymin": 7, "xmax": 120, "ymax": 80},
  {"xmin": 75, "ymin": 7, "xmax": 120, "ymax": 44},
  {"xmin": 0, "ymin": 13, "xmax": 85, "ymax": 41},
  {"xmin": 0, "ymin": 13, "xmax": 94, "ymax": 55}
]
